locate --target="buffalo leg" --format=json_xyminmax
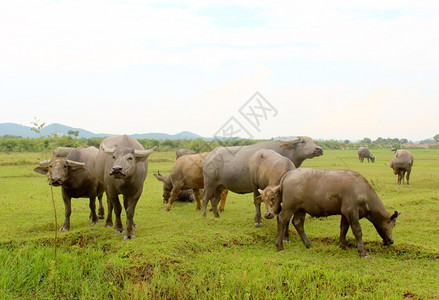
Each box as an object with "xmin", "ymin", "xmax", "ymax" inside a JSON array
[
  {"xmin": 194, "ymin": 189, "xmax": 201, "ymax": 210},
  {"xmin": 346, "ymin": 212, "xmax": 368, "ymax": 257},
  {"xmin": 88, "ymin": 196, "xmax": 99, "ymax": 225},
  {"xmin": 339, "ymin": 215, "xmax": 350, "ymax": 249},
  {"xmin": 123, "ymin": 195, "xmax": 139, "ymax": 240},
  {"xmin": 276, "ymin": 210, "xmax": 293, "ymax": 251},
  {"xmin": 253, "ymin": 191, "xmax": 263, "ymax": 227},
  {"xmin": 201, "ymin": 186, "xmax": 216, "ymax": 217},
  {"xmin": 60, "ymin": 192, "xmax": 72, "ymax": 232},
  {"xmin": 97, "ymin": 194, "xmax": 105, "ymax": 219},
  {"xmin": 406, "ymin": 169, "xmax": 411, "ymax": 185},
  {"xmin": 219, "ymin": 189, "xmax": 227, "ymax": 212},
  {"xmin": 210, "ymin": 187, "xmax": 223, "ymax": 218},
  {"xmin": 105, "ymin": 195, "xmax": 114, "ymax": 228},
  {"xmin": 292, "ymin": 210, "xmax": 311, "ymax": 248},
  {"xmin": 112, "ymin": 195, "xmax": 124, "ymax": 234},
  {"xmin": 164, "ymin": 184, "xmax": 183, "ymax": 211}
]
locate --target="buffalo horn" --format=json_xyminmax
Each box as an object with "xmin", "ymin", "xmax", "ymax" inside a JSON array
[
  {"xmin": 134, "ymin": 146, "xmax": 158, "ymax": 158},
  {"xmin": 66, "ymin": 160, "xmax": 85, "ymax": 167},
  {"xmin": 38, "ymin": 160, "xmax": 51, "ymax": 167},
  {"xmin": 102, "ymin": 144, "xmax": 116, "ymax": 154}
]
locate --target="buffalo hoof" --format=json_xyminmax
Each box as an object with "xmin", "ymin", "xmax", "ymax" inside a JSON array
[
  {"xmin": 114, "ymin": 228, "xmax": 123, "ymax": 234},
  {"xmin": 59, "ymin": 226, "xmax": 69, "ymax": 232},
  {"xmin": 254, "ymin": 222, "xmax": 263, "ymax": 227},
  {"xmin": 361, "ymin": 254, "xmax": 371, "ymax": 259},
  {"xmin": 98, "ymin": 214, "xmax": 105, "ymax": 220},
  {"xmin": 123, "ymin": 234, "xmax": 136, "ymax": 240}
]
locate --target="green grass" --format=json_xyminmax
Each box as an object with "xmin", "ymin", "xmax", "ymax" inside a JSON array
[{"xmin": 0, "ymin": 149, "xmax": 438, "ymax": 299}]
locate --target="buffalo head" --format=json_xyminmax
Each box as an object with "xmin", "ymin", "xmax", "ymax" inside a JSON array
[
  {"xmin": 280, "ymin": 136, "xmax": 323, "ymax": 167},
  {"xmin": 258, "ymin": 185, "xmax": 281, "ymax": 219},
  {"xmin": 102, "ymin": 145, "xmax": 157, "ymax": 179},
  {"xmin": 34, "ymin": 157, "xmax": 85, "ymax": 186}
]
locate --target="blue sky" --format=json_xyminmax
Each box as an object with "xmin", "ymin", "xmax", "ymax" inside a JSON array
[{"xmin": 0, "ymin": 0, "xmax": 438, "ymax": 141}]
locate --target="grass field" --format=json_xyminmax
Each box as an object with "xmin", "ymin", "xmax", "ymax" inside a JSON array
[{"xmin": 0, "ymin": 149, "xmax": 438, "ymax": 299}]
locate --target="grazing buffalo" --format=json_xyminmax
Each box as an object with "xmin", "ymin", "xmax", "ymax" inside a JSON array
[
  {"xmin": 96, "ymin": 135, "xmax": 157, "ymax": 240},
  {"xmin": 358, "ymin": 147, "xmax": 375, "ymax": 163},
  {"xmin": 248, "ymin": 149, "xmax": 296, "ymax": 223},
  {"xmin": 202, "ymin": 136, "xmax": 323, "ymax": 225},
  {"xmin": 34, "ymin": 146, "xmax": 105, "ymax": 232},
  {"xmin": 258, "ymin": 168, "xmax": 399, "ymax": 257},
  {"xmin": 386, "ymin": 149, "xmax": 414, "ymax": 185},
  {"xmin": 176, "ymin": 149, "xmax": 196, "ymax": 159},
  {"xmin": 154, "ymin": 152, "xmax": 227, "ymax": 211}
]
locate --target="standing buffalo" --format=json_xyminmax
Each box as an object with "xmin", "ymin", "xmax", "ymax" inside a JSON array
[
  {"xmin": 34, "ymin": 146, "xmax": 105, "ymax": 232},
  {"xmin": 202, "ymin": 136, "xmax": 323, "ymax": 225},
  {"xmin": 258, "ymin": 168, "xmax": 399, "ymax": 257},
  {"xmin": 96, "ymin": 135, "xmax": 157, "ymax": 240},
  {"xmin": 248, "ymin": 149, "xmax": 296, "ymax": 223},
  {"xmin": 386, "ymin": 149, "xmax": 414, "ymax": 185},
  {"xmin": 358, "ymin": 147, "xmax": 375, "ymax": 163},
  {"xmin": 154, "ymin": 152, "xmax": 228, "ymax": 211}
]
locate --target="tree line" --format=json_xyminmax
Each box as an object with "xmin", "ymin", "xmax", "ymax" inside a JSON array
[{"xmin": 0, "ymin": 134, "xmax": 437, "ymax": 153}]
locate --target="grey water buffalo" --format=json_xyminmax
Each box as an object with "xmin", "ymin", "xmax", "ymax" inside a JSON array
[
  {"xmin": 258, "ymin": 168, "xmax": 399, "ymax": 257},
  {"xmin": 96, "ymin": 135, "xmax": 157, "ymax": 240},
  {"xmin": 154, "ymin": 152, "xmax": 227, "ymax": 211},
  {"xmin": 34, "ymin": 146, "xmax": 105, "ymax": 232},
  {"xmin": 358, "ymin": 147, "xmax": 375, "ymax": 163},
  {"xmin": 386, "ymin": 149, "xmax": 414, "ymax": 185},
  {"xmin": 249, "ymin": 149, "xmax": 296, "ymax": 222},
  {"xmin": 202, "ymin": 136, "xmax": 323, "ymax": 225},
  {"xmin": 176, "ymin": 149, "xmax": 196, "ymax": 159}
]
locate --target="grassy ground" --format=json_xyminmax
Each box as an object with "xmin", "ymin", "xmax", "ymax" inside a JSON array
[{"xmin": 0, "ymin": 149, "xmax": 438, "ymax": 299}]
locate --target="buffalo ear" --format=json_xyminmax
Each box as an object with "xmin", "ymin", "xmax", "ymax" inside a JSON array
[
  {"xmin": 257, "ymin": 188, "xmax": 264, "ymax": 195},
  {"xmin": 34, "ymin": 166, "xmax": 48, "ymax": 175},
  {"xmin": 391, "ymin": 211, "xmax": 400, "ymax": 221},
  {"xmin": 273, "ymin": 185, "xmax": 281, "ymax": 193}
]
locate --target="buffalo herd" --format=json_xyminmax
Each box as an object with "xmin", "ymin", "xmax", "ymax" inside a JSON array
[{"xmin": 35, "ymin": 135, "xmax": 412, "ymax": 257}]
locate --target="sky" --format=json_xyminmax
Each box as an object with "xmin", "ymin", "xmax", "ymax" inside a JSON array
[{"xmin": 0, "ymin": 0, "xmax": 438, "ymax": 141}]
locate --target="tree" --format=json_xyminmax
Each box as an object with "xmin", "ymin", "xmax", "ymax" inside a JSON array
[
  {"xmin": 433, "ymin": 134, "xmax": 439, "ymax": 143},
  {"xmin": 68, "ymin": 130, "xmax": 79, "ymax": 138},
  {"xmin": 361, "ymin": 137, "xmax": 372, "ymax": 144}
]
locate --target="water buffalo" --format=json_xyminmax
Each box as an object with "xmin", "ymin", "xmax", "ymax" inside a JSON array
[
  {"xmin": 258, "ymin": 168, "xmax": 399, "ymax": 257},
  {"xmin": 96, "ymin": 135, "xmax": 157, "ymax": 240},
  {"xmin": 386, "ymin": 149, "xmax": 414, "ymax": 185},
  {"xmin": 249, "ymin": 149, "xmax": 296, "ymax": 222},
  {"xmin": 358, "ymin": 147, "xmax": 375, "ymax": 163},
  {"xmin": 154, "ymin": 152, "xmax": 227, "ymax": 211},
  {"xmin": 34, "ymin": 146, "xmax": 105, "ymax": 232},
  {"xmin": 202, "ymin": 136, "xmax": 323, "ymax": 225}
]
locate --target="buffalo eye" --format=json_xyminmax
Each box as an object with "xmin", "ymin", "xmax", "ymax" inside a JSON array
[
  {"xmin": 128, "ymin": 156, "xmax": 133, "ymax": 161},
  {"xmin": 112, "ymin": 156, "xmax": 116, "ymax": 160}
]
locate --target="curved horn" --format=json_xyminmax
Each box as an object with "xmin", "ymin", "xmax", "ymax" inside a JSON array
[
  {"xmin": 134, "ymin": 146, "xmax": 158, "ymax": 158},
  {"xmin": 66, "ymin": 160, "xmax": 85, "ymax": 167},
  {"xmin": 102, "ymin": 144, "xmax": 116, "ymax": 154},
  {"xmin": 153, "ymin": 171, "xmax": 166, "ymax": 182},
  {"xmin": 38, "ymin": 160, "xmax": 51, "ymax": 167}
]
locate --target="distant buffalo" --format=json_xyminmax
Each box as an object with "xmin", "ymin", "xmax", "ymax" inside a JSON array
[
  {"xmin": 386, "ymin": 149, "xmax": 414, "ymax": 185},
  {"xmin": 358, "ymin": 147, "xmax": 375, "ymax": 163},
  {"xmin": 34, "ymin": 146, "xmax": 104, "ymax": 232}
]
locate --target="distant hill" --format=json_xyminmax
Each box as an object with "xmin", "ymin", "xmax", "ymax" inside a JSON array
[{"xmin": 0, "ymin": 122, "xmax": 205, "ymax": 140}]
